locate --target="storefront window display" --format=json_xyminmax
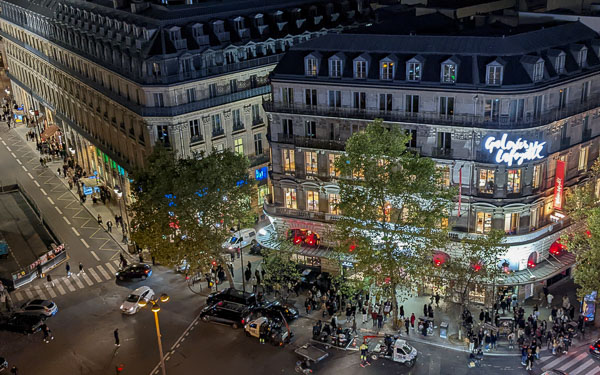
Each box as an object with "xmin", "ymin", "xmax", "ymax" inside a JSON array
[
  {"xmin": 284, "ymin": 188, "xmax": 297, "ymax": 209},
  {"xmin": 478, "ymin": 169, "xmax": 495, "ymax": 194},
  {"xmin": 507, "ymin": 169, "xmax": 522, "ymax": 194},
  {"xmin": 476, "ymin": 211, "xmax": 492, "ymax": 234}
]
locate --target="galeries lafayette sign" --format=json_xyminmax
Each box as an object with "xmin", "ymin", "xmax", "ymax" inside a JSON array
[{"xmin": 484, "ymin": 134, "xmax": 546, "ymax": 166}]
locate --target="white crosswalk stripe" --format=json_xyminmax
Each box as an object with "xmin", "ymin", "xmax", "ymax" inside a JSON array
[
  {"xmin": 571, "ymin": 360, "xmax": 598, "ymax": 375},
  {"xmin": 13, "ymin": 291, "xmax": 22, "ymax": 301},
  {"xmin": 540, "ymin": 349, "xmax": 600, "ymax": 374},
  {"xmin": 81, "ymin": 273, "xmax": 94, "ymax": 286},
  {"xmin": 72, "ymin": 275, "xmax": 85, "ymax": 289},
  {"xmin": 104, "ymin": 262, "xmax": 117, "ymax": 274},
  {"xmin": 55, "ymin": 282, "xmax": 66, "ymax": 295},
  {"xmin": 24, "ymin": 289, "xmax": 34, "ymax": 299},
  {"xmin": 87, "ymin": 268, "xmax": 102, "ymax": 283},
  {"xmin": 95, "ymin": 265, "xmax": 111, "ymax": 280},
  {"xmin": 46, "ymin": 286, "xmax": 57, "ymax": 298},
  {"xmin": 62, "ymin": 278, "xmax": 77, "ymax": 292},
  {"xmin": 558, "ymin": 352, "xmax": 587, "ymax": 371}
]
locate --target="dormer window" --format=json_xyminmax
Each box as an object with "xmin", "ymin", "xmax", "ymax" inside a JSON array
[
  {"xmin": 329, "ymin": 57, "xmax": 342, "ymax": 78},
  {"xmin": 406, "ymin": 56, "xmax": 423, "ymax": 82},
  {"xmin": 169, "ymin": 27, "xmax": 181, "ymax": 40},
  {"xmin": 233, "ymin": 16, "xmax": 244, "ymax": 30},
  {"xmin": 533, "ymin": 60, "xmax": 544, "ymax": 82},
  {"xmin": 380, "ymin": 58, "xmax": 395, "ymax": 80},
  {"xmin": 556, "ymin": 52, "xmax": 566, "ymax": 74},
  {"xmin": 441, "ymin": 63, "xmax": 456, "ymax": 83},
  {"xmin": 486, "ymin": 58, "xmax": 504, "ymax": 86},
  {"xmin": 354, "ymin": 60, "xmax": 367, "ymax": 79},
  {"xmin": 578, "ymin": 47, "xmax": 588, "ymax": 68},
  {"xmin": 306, "ymin": 57, "xmax": 318, "ymax": 76}
]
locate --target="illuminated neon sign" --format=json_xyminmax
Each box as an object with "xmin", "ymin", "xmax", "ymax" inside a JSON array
[
  {"xmin": 255, "ymin": 167, "xmax": 268, "ymax": 181},
  {"xmin": 484, "ymin": 134, "xmax": 545, "ymax": 166}
]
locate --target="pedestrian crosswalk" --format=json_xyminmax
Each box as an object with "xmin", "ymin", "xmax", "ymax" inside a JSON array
[
  {"xmin": 11, "ymin": 260, "xmax": 121, "ymax": 302},
  {"xmin": 538, "ymin": 345, "xmax": 600, "ymax": 375}
]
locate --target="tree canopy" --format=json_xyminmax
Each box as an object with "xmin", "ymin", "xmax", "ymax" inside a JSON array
[
  {"xmin": 129, "ymin": 146, "xmax": 255, "ymax": 285},
  {"xmin": 333, "ymin": 119, "xmax": 455, "ymax": 325}
]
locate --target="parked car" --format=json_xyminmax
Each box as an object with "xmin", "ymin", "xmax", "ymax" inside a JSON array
[
  {"xmin": 258, "ymin": 300, "xmax": 299, "ymax": 321},
  {"xmin": 17, "ymin": 299, "xmax": 58, "ymax": 319},
  {"xmin": 0, "ymin": 357, "xmax": 7, "ymax": 371},
  {"xmin": 200, "ymin": 301, "xmax": 251, "ymax": 329},
  {"xmin": 0, "ymin": 314, "xmax": 43, "ymax": 334},
  {"xmin": 249, "ymin": 242, "xmax": 263, "ymax": 256},
  {"xmin": 120, "ymin": 286, "xmax": 155, "ymax": 314},
  {"xmin": 590, "ymin": 339, "xmax": 600, "ymax": 359},
  {"xmin": 206, "ymin": 288, "xmax": 256, "ymax": 307},
  {"xmin": 222, "ymin": 229, "xmax": 256, "ymax": 252},
  {"xmin": 116, "ymin": 263, "xmax": 152, "ymax": 281}
]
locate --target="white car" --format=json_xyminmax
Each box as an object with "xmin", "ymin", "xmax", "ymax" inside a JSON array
[
  {"xmin": 120, "ymin": 286, "xmax": 155, "ymax": 315},
  {"xmin": 18, "ymin": 299, "xmax": 58, "ymax": 319},
  {"xmin": 222, "ymin": 229, "xmax": 256, "ymax": 252}
]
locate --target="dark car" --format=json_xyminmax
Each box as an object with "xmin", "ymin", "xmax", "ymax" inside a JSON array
[
  {"xmin": 249, "ymin": 243, "xmax": 263, "ymax": 256},
  {"xmin": 245, "ymin": 300, "xmax": 299, "ymax": 323},
  {"xmin": 0, "ymin": 314, "xmax": 43, "ymax": 334},
  {"xmin": 200, "ymin": 301, "xmax": 251, "ymax": 328},
  {"xmin": 299, "ymin": 267, "xmax": 320, "ymax": 288},
  {"xmin": 115, "ymin": 263, "xmax": 152, "ymax": 281},
  {"xmin": 206, "ymin": 288, "xmax": 256, "ymax": 306},
  {"xmin": 590, "ymin": 339, "xmax": 600, "ymax": 359},
  {"xmin": 0, "ymin": 357, "xmax": 7, "ymax": 371}
]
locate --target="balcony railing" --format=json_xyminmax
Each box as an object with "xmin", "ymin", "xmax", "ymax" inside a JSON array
[
  {"xmin": 232, "ymin": 122, "xmax": 245, "ymax": 132},
  {"xmin": 277, "ymin": 133, "xmax": 345, "ymax": 151},
  {"xmin": 190, "ymin": 134, "xmax": 204, "ymax": 144},
  {"xmin": 264, "ymin": 203, "xmax": 340, "ymax": 223},
  {"xmin": 264, "ymin": 98, "xmax": 600, "ymax": 130},
  {"xmin": 431, "ymin": 147, "xmax": 453, "ymax": 158},
  {"xmin": 212, "ymin": 128, "xmax": 225, "ymax": 138},
  {"xmin": 249, "ymin": 153, "xmax": 269, "ymax": 167}
]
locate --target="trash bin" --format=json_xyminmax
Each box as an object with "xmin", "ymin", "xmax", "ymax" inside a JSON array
[{"xmin": 440, "ymin": 322, "xmax": 449, "ymax": 339}]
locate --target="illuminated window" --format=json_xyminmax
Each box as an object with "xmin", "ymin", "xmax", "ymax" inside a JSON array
[
  {"xmin": 305, "ymin": 58, "xmax": 318, "ymax": 76},
  {"xmin": 380, "ymin": 202, "xmax": 392, "ymax": 222},
  {"xmin": 305, "ymin": 151, "xmax": 317, "ymax": 175},
  {"xmin": 329, "ymin": 154, "xmax": 339, "ymax": 177},
  {"xmin": 329, "ymin": 193, "xmax": 340, "ymax": 215},
  {"xmin": 257, "ymin": 185, "xmax": 269, "ymax": 206},
  {"xmin": 380, "ymin": 60, "xmax": 394, "ymax": 80},
  {"xmin": 234, "ymin": 138, "xmax": 243, "ymax": 155},
  {"xmin": 533, "ymin": 61, "xmax": 544, "ymax": 82},
  {"xmin": 579, "ymin": 146, "xmax": 589, "ymax": 171},
  {"xmin": 407, "ymin": 62, "xmax": 421, "ymax": 81},
  {"xmin": 442, "ymin": 63, "xmax": 456, "ymax": 83},
  {"xmin": 306, "ymin": 191, "xmax": 319, "ymax": 211},
  {"xmin": 437, "ymin": 164, "xmax": 451, "ymax": 187},
  {"xmin": 284, "ymin": 188, "xmax": 297, "ymax": 209},
  {"xmin": 282, "ymin": 149, "xmax": 295, "ymax": 173},
  {"xmin": 476, "ymin": 212, "xmax": 492, "ymax": 234},
  {"xmin": 486, "ymin": 65, "xmax": 502, "ymax": 85},
  {"xmin": 478, "ymin": 169, "xmax": 495, "ymax": 194},
  {"xmin": 504, "ymin": 212, "xmax": 519, "ymax": 234},
  {"xmin": 440, "ymin": 216, "xmax": 449, "ymax": 229},
  {"xmin": 507, "ymin": 169, "xmax": 522, "ymax": 194},
  {"xmin": 532, "ymin": 164, "xmax": 542, "ymax": 190},
  {"xmin": 530, "ymin": 205, "xmax": 543, "ymax": 230}
]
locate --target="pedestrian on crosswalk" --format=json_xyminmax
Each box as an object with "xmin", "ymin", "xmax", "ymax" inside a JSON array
[
  {"xmin": 46, "ymin": 274, "xmax": 54, "ymax": 287},
  {"xmin": 78, "ymin": 262, "xmax": 85, "ymax": 276},
  {"xmin": 66, "ymin": 262, "xmax": 71, "ymax": 278},
  {"xmin": 114, "ymin": 328, "xmax": 120, "ymax": 347}
]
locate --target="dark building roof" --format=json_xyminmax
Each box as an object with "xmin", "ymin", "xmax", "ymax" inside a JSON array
[{"xmin": 271, "ymin": 21, "xmax": 600, "ymax": 89}]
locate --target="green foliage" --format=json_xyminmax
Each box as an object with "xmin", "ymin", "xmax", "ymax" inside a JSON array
[
  {"xmin": 333, "ymin": 119, "xmax": 456, "ymax": 321},
  {"xmin": 261, "ymin": 248, "xmax": 301, "ymax": 291},
  {"xmin": 435, "ymin": 229, "xmax": 506, "ymax": 307},
  {"xmin": 564, "ymin": 159, "xmax": 600, "ymax": 300},
  {"xmin": 129, "ymin": 146, "xmax": 255, "ymax": 282}
]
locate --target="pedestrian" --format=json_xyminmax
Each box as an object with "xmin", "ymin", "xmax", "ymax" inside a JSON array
[
  {"xmin": 331, "ymin": 315, "xmax": 337, "ymax": 331},
  {"xmin": 97, "ymin": 214, "xmax": 102, "ymax": 226},
  {"xmin": 360, "ymin": 342, "xmax": 370, "ymax": 367},
  {"xmin": 435, "ymin": 292, "xmax": 440, "ymax": 307},
  {"xmin": 247, "ymin": 260, "xmax": 251, "ymax": 271},
  {"xmin": 352, "ymin": 316, "xmax": 358, "ymax": 335},
  {"xmin": 138, "ymin": 253, "xmax": 144, "ymax": 263},
  {"xmin": 46, "ymin": 273, "xmax": 54, "ymax": 287},
  {"xmin": 377, "ymin": 313, "xmax": 383, "ymax": 329},
  {"xmin": 254, "ymin": 269, "xmax": 261, "ymax": 285},
  {"xmin": 78, "ymin": 262, "xmax": 84, "ymax": 276},
  {"xmin": 479, "ymin": 309, "xmax": 484, "ymax": 322},
  {"xmin": 39, "ymin": 157, "xmax": 44, "ymax": 167},
  {"xmin": 65, "ymin": 262, "xmax": 71, "ymax": 278},
  {"xmin": 547, "ymin": 293, "xmax": 554, "ymax": 307},
  {"xmin": 423, "ymin": 304, "xmax": 427, "ymax": 317},
  {"xmin": 404, "ymin": 318, "xmax": 410, "ymax": 335},
  {"xmin": 10, "ymin": 365, "xmax": 17, "ymax": 375},
  {"xmin": 428, "ymin": 304, "xmax": 434, "ymax": 319},
  {"xmin": 399, "ymin": 305, "xmax": 404, "ymax": 319},
  {"xmin": 114, "ymin": 328, "xmax": 120, "ymax": 347},
  {"xmin": 362, "ymin": 305, "xmax": 368, "ymax": 324},
  {"xmin": 410, "ymin": 313, "xmax": 415, "ymax": 329},
  {"xmin": 106, "ymin": 220, "xmax": 112, "ymax": 232},
  {"xmin": 244, "ymin": 268, "xmax": 251, "ymax": 283}
]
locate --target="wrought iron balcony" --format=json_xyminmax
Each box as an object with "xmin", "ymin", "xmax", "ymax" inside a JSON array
[{"xmin": 276, "ymin": 133, "xmax": 345, "ymax": 151}]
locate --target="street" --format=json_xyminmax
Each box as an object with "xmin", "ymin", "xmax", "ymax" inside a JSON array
[{"xmin": 0, "ymin": 123, "xmax": 592, "ymax": 375}]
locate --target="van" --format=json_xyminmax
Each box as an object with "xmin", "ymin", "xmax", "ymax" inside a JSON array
[{"xmin": 222, "ymin": 228, "xmax": 256, "ymax": 252}]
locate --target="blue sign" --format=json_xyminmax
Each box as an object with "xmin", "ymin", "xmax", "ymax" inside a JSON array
[
  {"xmin": 17, "ymin": 106, "xmax": 23, "ymax": 111},
  {"xmin": 83, "ymin": 185, "xmax": 93, "ymax": 195},
  {"xmin": 255, "ymin": 167, "xmax": 268, "ymax": 181}
]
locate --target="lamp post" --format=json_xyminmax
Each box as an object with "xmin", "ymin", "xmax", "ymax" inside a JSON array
[{"xmin": 139, "ymin": 293, "xmax": 170, "ymax": 375}]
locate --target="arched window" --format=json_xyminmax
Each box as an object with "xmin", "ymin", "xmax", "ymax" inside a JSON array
[{"xmin": 527, "ymin": 251, "xmax": 538, "ymax": 268}]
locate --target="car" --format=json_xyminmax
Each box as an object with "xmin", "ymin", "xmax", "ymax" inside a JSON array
[
  {"xmin": 255, "ymin": 300, "xmax": 299, "ymax": 321},
  {"xmin": 0, "ymin": 357, "xmax": 7, "ymax": 371},
  {"xmin": 222, "ymin": 229, "xmax": 256, "ymax": 252},
  {"xmin": 115, "ymin": 263, "xmax": 152, "ymax": 281},
  {"xmin": 200, "ymin": 301, "xmax": 251, "ymax": 329},
  {"xmin": 17, "ymin": 299, "xmax": 58, "ymax": 319},
  {"xmin": 590, "ymin": 339, "xmax": 600, "ymax": 359},
  {"xmin": 299, "ymin": 267, "xmax": 320, "ymax": 288},
  {"xmin": 206, "ymin": 288, "xmax": 256, "ymax": 307},
  {"xmin": 0, "ymin": 314, "xmax": 43, "ymax": 334},
  {"xmin": 248, "ymin": 242, "xmax": 263, "ymax": 256},
  {"xmin": 120, "ymin": 286, "xmax": 155, "ymax": 315}
]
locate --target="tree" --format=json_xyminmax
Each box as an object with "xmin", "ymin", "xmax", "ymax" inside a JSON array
[
  {"xmin": 129, "ymin": 146, "xmax": 255, "ymax": 288},
  {"xmin": 333, "ymin": 119, "xmax": 455, "ymax": 328},
  {"xmin": 261, "ymin": 248, "xmax": 301, "ymax": 299},
  {"xmin": 431, "ymin": 229, "xmax": 505, "ymax": 338},
  {"xmin": 564, "ymin": 159, "xmax": 600, "ymax": 301}
]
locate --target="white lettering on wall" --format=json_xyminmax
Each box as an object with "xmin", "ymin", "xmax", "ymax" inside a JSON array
[{"xmin": 484, "ymin": 134, "xmax": 546, "ymax": 166}]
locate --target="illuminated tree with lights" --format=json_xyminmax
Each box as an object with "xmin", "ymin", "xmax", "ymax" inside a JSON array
[
  {"xmin": 130, "ymin": 146, "xmax": 255, "ymax": 287},
  {"xmin": 333, "ymin": 119, "xmax": 455, "ymax": 328}
]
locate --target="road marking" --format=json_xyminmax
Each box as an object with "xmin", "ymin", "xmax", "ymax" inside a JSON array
[
  {"xmin": 558, "ymin": 352, "xmax": 588, "ymax": 371},
  {"xmin": 545, "ymin": 354, "xmax": 572, "ymax": 370},
  {"xmin": 71, "ymin": 227, "xmax": 80, "ymax": 236},
  {"xmin": 13, "ymin": 291, "xmax": 22, "ymax": 301},
  {"xmin": 55, "ymin": 282, "xmax": 66, "ymax": 295},
  {"xmin": 104, "ymin": 262, "xmax": 117, "ymax": 274},
  {"xmin": 40, "ymin": 188, "xmax": 47, "ymax": 195},
  {"xmin": 165, "ymin": 354, "xmax": 171, "ymax": 361},
  {"xmin": 27, "ymin": 172, "xmax": 34, "ymax": 179},
  {"xmin": 80, "ymin": 239, "xmax": 90, "ymax": 248},
  {"xmin": 46, "ymin": 286, "xmax": 57, "ymax": 298},
  {"xmin": 55, "ymin": 207, "xmax": 62, "ymax": 215},
  {"xmin": 90, "ymin": 251, "xmax": 100, "ymax": 261},
  {"xmin": 24, "ymin": 289, "xmax": 34, "ymax": 299},
  {"xmin": 62, "ymin": 278, "xmax": 77, "ymax": 292},
  {"xmin": 72, "ymin": 276, "xmax": 85, "ymax": 289},
  {"xmin": 34, "ymin": 289, "xmax": 48, "ymax": 300},
  {"xmin": 10, "ymin": 151, "xmax": 14, "ymax": 156},
  {"xmin": 63, "ymin": 217, "xmax": 71, "ymax": 225},
  {"xmin": 96, "ymin": 265, "xmax": 111, "ymax": 280},
  {"xmin": 47, "ymin": 197, "xmax": 54, "ymax": 204},
  {"xmin": 21, "ymin": 165, "xmax": 27, "ymax": 172},
  {"xmin": 16, "ymin": 159, "xmax": 21, "ymax": 164},
  {"xmin": 81, "ymin": 274, "xmax": 94, "ymax": 286},
  {"xmin": 570, "ymin": 359, "xmax": 596, "ymax": 375},
  {"xmin": 1, "ymin": 140, "xmax": 5, "ymax": 145},
  {"xmin": 34, "ymin": 180, "xmax": 40, "ymax": 187},
  {"xmin": 88, "ymin": 268, "xmax": 102, "ymax": 283}
]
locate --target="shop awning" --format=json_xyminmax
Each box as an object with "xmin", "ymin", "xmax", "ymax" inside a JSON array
[
  {"xmin": 41, "ymin": 125, "xmax": 59, "ymax": 139},
  {"xmin": 81, "ymin": 177, "xmax": 101, "ymax": 187},
  {"xmin": 497, "ymin": 251, "xmax": 576, "ymax": 286}
]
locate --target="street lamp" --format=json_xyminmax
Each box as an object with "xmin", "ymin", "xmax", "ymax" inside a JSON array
[{"xmin": 138, "ymin": 293, "xmax": 170, "ymax": 375}]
